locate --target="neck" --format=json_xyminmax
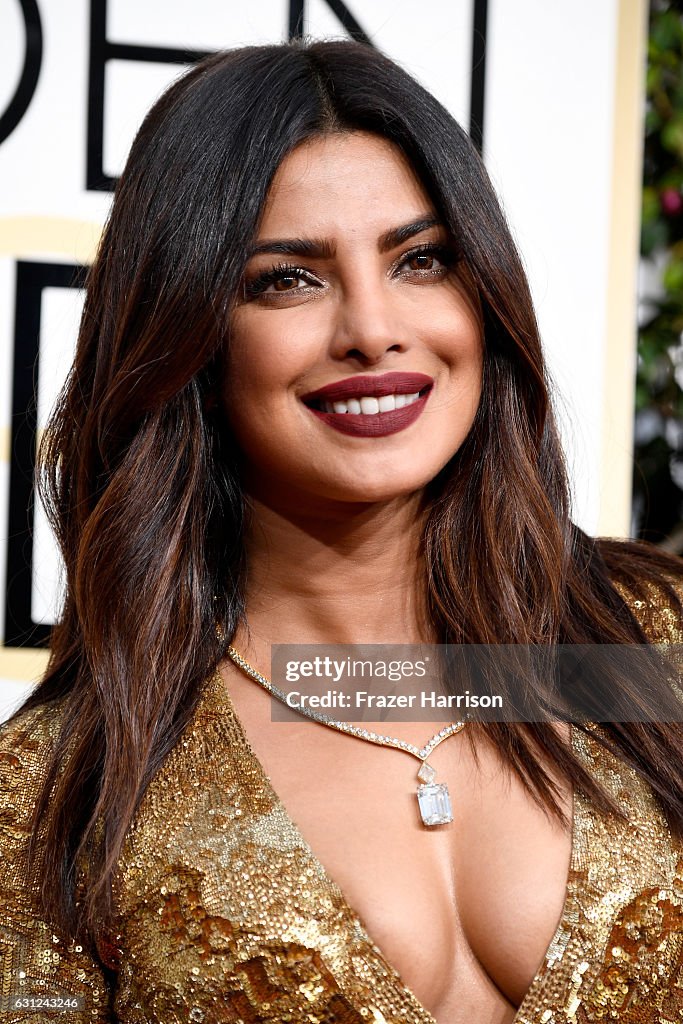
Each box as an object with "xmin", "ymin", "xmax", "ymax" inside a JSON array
[{"xmin": 232, "ymin": 491, "xmax": 436, "ymax": 656}]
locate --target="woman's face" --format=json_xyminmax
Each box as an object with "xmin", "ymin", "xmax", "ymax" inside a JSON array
[{"xmin": 224, "ymin": 131, "xmax": 483, "ymax": 509}]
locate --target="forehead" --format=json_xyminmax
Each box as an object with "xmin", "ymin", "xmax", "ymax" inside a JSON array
[{"xmin": 255, "ymin": 131, "xmax": 436, "ymax": 240}]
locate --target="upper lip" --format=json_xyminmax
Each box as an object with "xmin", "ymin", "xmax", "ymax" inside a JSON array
[{"xmin": 302, "ymin": 372, "xmax": 434, "ymax": 405}]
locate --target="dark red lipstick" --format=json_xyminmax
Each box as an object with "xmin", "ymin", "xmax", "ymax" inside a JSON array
[
  {"xmin": 302, "ymin": 372, "xmax": 434, "ymax": 438},
  {"xmin": 303, "ymin": 372, "xmax": 433, "ymax": 404}
]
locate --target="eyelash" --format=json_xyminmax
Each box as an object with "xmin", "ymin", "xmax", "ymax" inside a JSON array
[{"xmin": 243, "ymin": 242, "xmax": 458, "ymax": 299}]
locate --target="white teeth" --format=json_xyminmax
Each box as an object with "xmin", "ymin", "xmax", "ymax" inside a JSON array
[
  {"xmin": 360, "ymin": 396, "xmax": 380, "ymax": 414},
  {"xmin": 320, "ymin": 391, "xmax": 423, "ymax": 415}
]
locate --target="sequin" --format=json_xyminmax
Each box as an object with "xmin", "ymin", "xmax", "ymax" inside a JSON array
[{"xmin": 1, "ymin": 578, "xmax": 683, "ymax": 1022}]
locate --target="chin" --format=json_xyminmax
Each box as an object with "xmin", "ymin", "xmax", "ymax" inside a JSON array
[{"xmin": 322, "ymin": 472, "xmax": 439, "ymax": 505}]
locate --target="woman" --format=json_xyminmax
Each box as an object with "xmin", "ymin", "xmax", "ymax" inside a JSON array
[{"xmin": 1, "ymin": 39, "xmax": 683, "ymax": 1024}]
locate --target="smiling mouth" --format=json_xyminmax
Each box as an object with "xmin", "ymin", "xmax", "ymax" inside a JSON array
[
  {"xmin": 302, "ymin": 371, "xmax": 434, "ymax": 410},
  {"xmin": 306, "ymin": 389, "xmax": 428, "ymax": 415},
  {"xmin": 301, "ymin": 373, "xmax": 434, "ymax": 438}
]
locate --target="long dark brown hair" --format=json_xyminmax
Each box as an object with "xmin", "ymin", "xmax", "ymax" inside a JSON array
[{"xmin": 7, "ymin": 40, "xmax": 683, "ymax": 942}]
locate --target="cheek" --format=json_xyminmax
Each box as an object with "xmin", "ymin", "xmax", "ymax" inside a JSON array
[
  {"xmin": 420, "ymin": 282, "xmax": 482, "ymax": 353},
  {"xmin": 426, "ymin": 323, "xmax": 483, "ymax": 432},
  {"xmin": 221, "ymin": 322, "xmax": 310, "ymax": 459},
  {"xmin": 223, "ymin": 318, "xmax": 282, "ymax": 421},
  {"xmin": 430, "ymin": 313, "xmax": 484, "ymax": 387},
  {"xmin": 225, "ymin": 307, "xmax": 320, "ymax": 395}
]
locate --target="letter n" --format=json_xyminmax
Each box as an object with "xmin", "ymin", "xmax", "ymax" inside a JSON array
[{"xmin": 288, "ymin": 0, "xmax": 372, "ymax": 44}]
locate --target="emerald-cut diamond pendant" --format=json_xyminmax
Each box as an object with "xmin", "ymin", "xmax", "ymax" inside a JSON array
[{"xmin": 416, "ymin": 761, "xmax": 453, "ymax": 826}]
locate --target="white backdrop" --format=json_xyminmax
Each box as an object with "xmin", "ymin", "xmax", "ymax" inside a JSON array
[{"xmin": 0, "ymin": 0, "xmax": 647, "ymax": 714}]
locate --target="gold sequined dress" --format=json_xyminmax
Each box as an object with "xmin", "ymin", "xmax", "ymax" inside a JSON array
[{"xmin": 1, "ymin": 586, "xmax": 683, "ymax": 1023}]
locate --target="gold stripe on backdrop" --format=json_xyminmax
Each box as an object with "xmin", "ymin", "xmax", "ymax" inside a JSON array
[
  {"xmin": 0, "ymin": 649, "xmax": 49, "ymax": 684},
  {"xmin": 0, "ymin": 216, "xmax": 102, "ymax": 262},
  {"xmin": 600, "ymin": 0, "xmax": 648, "ymax": 538}
]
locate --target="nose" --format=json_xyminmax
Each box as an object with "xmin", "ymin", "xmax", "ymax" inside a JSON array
[{"xmin": 330, "ymin": 279, "xmax": 408, "ymax": 365}]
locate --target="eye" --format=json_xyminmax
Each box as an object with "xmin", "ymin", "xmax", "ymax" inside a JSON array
[
  {"xmin": 244, "ymin": 263, "xmax": 321, "ymax": 299},
  {"xmin": 395, "ymin": 243, "xmax": 456, "ymax": 277},
  {"xmin": 268, "ymin": 271, "xmax": 306, "ymax": 292},
  {"xmin": 406, "ymin": 252, "xmax": 440, "ymax": 271}
]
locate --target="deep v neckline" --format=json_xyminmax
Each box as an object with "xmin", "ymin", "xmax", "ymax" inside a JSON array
[{"xmin": 208, "ymin": 672, "xmax": 580, "ymax": 1023}]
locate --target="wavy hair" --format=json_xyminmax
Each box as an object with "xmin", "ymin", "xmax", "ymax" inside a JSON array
[{"xmin": 9, "ymin": 40, "xmax": 683, "ymax": 940}]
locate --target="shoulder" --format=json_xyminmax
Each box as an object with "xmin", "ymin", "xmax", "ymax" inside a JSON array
[
  {"xmin": 0, "ymin": 700, "xmax": 114, "ymax": 1019},
  {"xmin": 0, "ymin": 697, "xmax": 64, "ymax": 767},
  {"xmin": 617, "ymin": 575, "xmax": 683, "ymax": 643},
  {"xmin": 597, "ymin": 536, "xmax": 683, "ymax": 643},
  {"xmin": 0, "ymin": 696, "xmax": 64, "ymax": 745},
  {"xmin": 0, "ymin": 700, "xmax": 62, "ymax": 919},
  {"xmin": 0, "ymin": 699, "xmax": 65, "ymax": 838}
]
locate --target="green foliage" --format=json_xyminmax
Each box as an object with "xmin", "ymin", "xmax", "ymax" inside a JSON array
[{"xmin": 635, "ymin": 1, "xmax": 683, "ymax": 543}]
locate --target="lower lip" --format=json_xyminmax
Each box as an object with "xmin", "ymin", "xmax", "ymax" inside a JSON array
[{"xmin": 305, "ymin": 390, "xmax": 431, "ymax": 437}]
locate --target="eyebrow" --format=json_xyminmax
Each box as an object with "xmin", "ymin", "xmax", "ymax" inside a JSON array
[
  {"xmin": 247, "ymin": 215, "xmax": 443, "ymax": 259},
  {"xmin": 377, "ymin": 215, "xmax": 443, "ymax": 252}
]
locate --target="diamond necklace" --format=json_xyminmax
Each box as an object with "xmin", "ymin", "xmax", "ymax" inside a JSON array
[{"xmin": 226, "ymin": 645, "xmax": 468, "ymax": 828}]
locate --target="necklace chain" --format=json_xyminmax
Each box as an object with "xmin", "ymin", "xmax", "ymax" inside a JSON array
[
  {"xmin": 226, "ymin": 645, "xmax": 469, "ymax": 827},
  {"xmin": 226, "ymin": 645, "xmax": 468, "ymax": 764}
]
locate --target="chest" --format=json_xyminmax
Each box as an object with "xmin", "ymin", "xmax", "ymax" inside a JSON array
[{"xmin": 222, "ymin": 670, "xmax": 574, "ymax": 1023}]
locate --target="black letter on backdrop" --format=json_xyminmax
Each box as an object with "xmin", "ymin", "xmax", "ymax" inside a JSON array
[
  {"xmin": 469, "ymin": 0, "xmax": 488, "ymax": 154},
  {"xmin": 0, "ymin": 0, "xmax": 43, "ymax": 145},
  {"xmin": 288, "ymin": 0, "xmax": 371, "ymax": 44},
  {"xmin": 289, "ymin": 0, "xmax": 487, "ymax": 153},
  {"xmin": 5, "ymin": 261, "xmax": 86, "ymax": 649},
  {"xmin": 87, "ymin": 0, "xmax": 212, "ymax": 191}
]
